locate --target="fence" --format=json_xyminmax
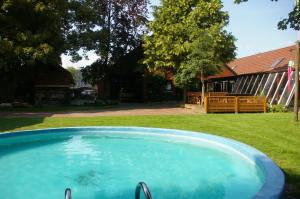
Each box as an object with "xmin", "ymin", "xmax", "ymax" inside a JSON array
[
  {"xmin": 204, "ymin": 96, "xmax": 266, "ymax": 113},
  {"xmin": 187, "ymin": 92, "xmax": 228, "ymax": 104},
  {"xmin": 187, "ymin": 92, "xmax": 202, "ymax": 104},
  {"xmin": 207, "ymin": 92, "xmax": 228, "ymax": 97}
]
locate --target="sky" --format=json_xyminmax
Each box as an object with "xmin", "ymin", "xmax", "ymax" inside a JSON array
[{"xmin": 62, "ymin": 0, "xmax": 299, "ymax": 68}]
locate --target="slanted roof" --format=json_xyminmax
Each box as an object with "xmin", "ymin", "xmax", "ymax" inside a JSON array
[
  {"xmin": 35, "ymin": 65, "xmax": 74, "ymax": 87},
  {"xmin": 207, "ymin": 64, "xmax": 237, "ymax": 80},
  {"xmin": 228, "ymin": 45, "xmax": 296, "ymax": 75}
]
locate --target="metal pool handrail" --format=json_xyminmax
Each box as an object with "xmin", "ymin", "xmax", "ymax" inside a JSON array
[
  {"xmin": 65, "ymin": 188, "xmax": 71, "ymax": 199},
  {"xmin": 64, "ymin": 183, "xmax": 152, "ymax": 199},
  {"xmin": 135, "ymin": 182, "xmax": 152, "ymax": 199}
]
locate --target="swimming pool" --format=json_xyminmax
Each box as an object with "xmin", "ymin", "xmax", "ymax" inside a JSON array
[{"xmin": 0, "ymin": 127, "xmax": 284, "ymax": 199}]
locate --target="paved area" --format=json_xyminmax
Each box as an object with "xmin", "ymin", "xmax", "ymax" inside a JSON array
[{"xmin": 0, "ymin": 103, "xmax": 199, "ymax": 118}]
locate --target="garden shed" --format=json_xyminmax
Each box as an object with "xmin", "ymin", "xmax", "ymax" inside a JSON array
[{"xmin": 34, "ymin": 65, "xmax": 74, "ymax": 105}]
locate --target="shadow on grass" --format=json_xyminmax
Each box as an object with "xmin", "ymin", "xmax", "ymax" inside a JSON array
[
  {"xmin": 0, "ymin": 102, "xmax": 183, "ymax": 116},
  {"xmin": 284, "ymin": 171, "xmax": 300, "ymax": 199},
  {"xmin": 0, "ymin": 117, "xmax": 47, "ymax": 132}
]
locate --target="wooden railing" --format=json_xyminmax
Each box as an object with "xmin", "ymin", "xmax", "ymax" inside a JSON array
[
  {"xmin": 207, "ymin": 92, "xmax": 228, "ymax": 97},
  {"xmin": 238, "ymin": 96, "xmax": 267, "ymax": 113},
  {"xmin": 204, "ymin": 96, "xmax": 266, "ymax": 113},
  {"xmin": 187, "ymin": 92, "xmax": 202, "ymax": 104},
  {"xmin": 187, "ymin": 92, "xmax": 228, "ymax": 104}
]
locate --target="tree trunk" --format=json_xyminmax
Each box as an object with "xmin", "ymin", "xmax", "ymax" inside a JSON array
[
  {"xmin": 104, "ymin": 0, "xmax": 112, "ymax": 67},
  {"xmin": 201, "ymin": 71, "xmax": 205, "ymax": 106},
  {"xmin": 294, "ymin": 41, "xmax": 300, "ymax": 122},
  {"xmin": 143, "ymin": 69, "xmax": 148, "ymax": 102},
  {"xmin": 183, "ymin": 86, "xmax": 187, "ymax": 104}
]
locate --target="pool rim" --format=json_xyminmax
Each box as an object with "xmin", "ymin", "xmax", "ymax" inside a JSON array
[{"xmin": 0, "ymin": 126, "xmax": 285, "ymax": 199}]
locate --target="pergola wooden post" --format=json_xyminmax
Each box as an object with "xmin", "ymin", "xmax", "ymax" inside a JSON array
[
  {"xmin": 294, "ymin": 41, "xmax": 300, "ymax": 122},
  {"xmin": 234, "ymin": 97, "xmax": 239, "ymax": 114},
  {"xmin": 294, "ymin": 41, "xmax": 299, "ymax": 122},
  {"xmin": 294, "ymin": 0, "xmax": 300, "ymax": 122}
]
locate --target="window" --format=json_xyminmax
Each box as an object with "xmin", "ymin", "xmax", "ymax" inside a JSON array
[
  {"xmin": 263, "ymin": 73, "xmax": 277, "ymax": 97},
  {"xmin": 270, "ymin": 72, "xmax": 287, "ymax": 105},
  {"xmin": 239, "ymin": 76, "xmax": 249, "ymax": 94},
  {"xmin": 236, "ymin": 76, "xmax": 248, "ymax": 94},
  {"xmin": 267, "ymin": 73, "xmax": 282, "ymax": 103},
  {"xmin": 232, "ymin": 77, "xmax": 242, "ymax": 93},
  {"xmin": 255, "ymin": 74, "xmax": 270, "ymax": 96},
  {"xmin": 229, "ymin": 81, "xmax": 236, "ymax": 93},
  {"xmin": 279, "ymin": 71, "xmax": 296, "ymax": 106},
  {"xmin": 250, "ymin": 74, "xmax": 262, "ymax": 95},
  {"xmin": 245, "ymin": 75, "xmax": 256, "ymax": 94}
]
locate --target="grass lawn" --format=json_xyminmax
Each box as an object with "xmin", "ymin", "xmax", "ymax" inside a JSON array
[{"xmin": 0, "ymin": 113, "xmax": 299, "ymax": 197}]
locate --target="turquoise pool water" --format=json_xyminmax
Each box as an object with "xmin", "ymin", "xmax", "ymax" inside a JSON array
[{"xmin": 0, "ymin": 128, "xmax": 265, "ymax": 199}]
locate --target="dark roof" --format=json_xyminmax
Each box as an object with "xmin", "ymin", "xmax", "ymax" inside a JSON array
[{"xmin": 35, "ymin": 65, "xmax": 74, "ymax": 87}]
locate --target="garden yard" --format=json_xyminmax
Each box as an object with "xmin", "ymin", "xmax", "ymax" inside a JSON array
[
  {"xmin": 0, "ymin": 112, "xmax": 299, "ymax": 198},
  {"xmin": 0, "ymin": 0, "xmax": 299, "ymax": 198}
]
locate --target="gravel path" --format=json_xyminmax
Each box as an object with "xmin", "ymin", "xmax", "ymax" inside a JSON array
[{"xmin": 0, "ymin": 103, "xmax": 199, "ymax": 118}]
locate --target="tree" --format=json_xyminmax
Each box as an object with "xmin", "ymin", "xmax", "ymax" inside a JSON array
[
  {"xmin": 0, "ymin": 0, "xmax": 77, "ymax": 102},
  {"xmin": 0, "ymin": 0, "xmax": 71, "ymax": 72},
  {"xmin": 174, "ymin": 32, "xmax": 225, "ymax": 104},
  {"xmin": 143, "ymin": 0, "xmax": 236, "ymax": 103},
  {"xmin": 234, "ymin": 0, "xmax": 300, "ymax": 30},
  {"xmin": 67, "ymin": 0, "xmax": 149, "ymax": 85}
]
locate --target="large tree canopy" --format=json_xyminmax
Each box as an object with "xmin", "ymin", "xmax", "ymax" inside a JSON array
[
  {"xmin": 0, "ymin": 0, "xmax": 72, "ymax": 72},
  {"xmin": 72, "ymin": 0, "xmax": 149, "ymax": 84},
  {"xmin": 143, "ymin": 0, "xmax": 236, "ymax": 96},
  {"xmin": 0, "ymin": 0, "xmax": 149, "ymax": 83},
  {"xmin": 234, "ymin": 0, "xmax": 300, "ymax": 30}
]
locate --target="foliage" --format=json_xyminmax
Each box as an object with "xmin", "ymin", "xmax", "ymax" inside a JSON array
[
  {"xmin": 0, "ymin": 0, "xmax": 71, "ymax": 72},
  {"xmin": 267, "ymin": 103, "xmax": 288, "ymax": 113},
  {"xmin": 70, "ymin": 0, "xmax": 149, "ymax": 84},
  {"xmin": 0, "ymin": 0, "xmax": 149, "ymax": 102},
  {"xmin": 81, "ymin": 60, "xmax": 111, "ymax": 84},
  {"xmin": 146, "ymin": 75, "xmax": 168, "ymax": 101},
  {"xmin": 174, "ymin": 31, "xmax": 235, "ymax": 88},
  {"xmin": 0, "ymin": 0, "xmax": 148, "ymax": 72},
  {"xmin": 234, "ymin": 0, "xmax": 300, "ymax": 30},
  {"xmin": 66, "ymin": 67, "xmax": 77, "ymax": 79},
  {"xmin": 143, "ymin": 0, "xmax": 236, "ymax": 91},
  {"xmin": 81, "ymin": 45, "xmax": 146, "ymax": 85}
]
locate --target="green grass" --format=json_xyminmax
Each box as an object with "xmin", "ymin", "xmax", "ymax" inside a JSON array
[{"xmin": 0, "ymin": 113, "xmax": 299, "ymax": 197}]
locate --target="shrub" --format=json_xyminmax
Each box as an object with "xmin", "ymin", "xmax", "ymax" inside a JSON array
[
  {"xmin": 147, "ymin": 75, "xmax": 168, "ymax": 101},
  {"xmin": 267, "ymin": 104, "xmax": 288, "ymax": 113}
]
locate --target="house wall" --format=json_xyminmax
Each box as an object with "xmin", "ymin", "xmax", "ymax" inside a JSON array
[
  {"xmin": 207, "ymin": 77, "xmax": 236, "ymax": 93},
  {"xmin": 35, "ymin": 87, "xmax": 72, "ymax": 105}
]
